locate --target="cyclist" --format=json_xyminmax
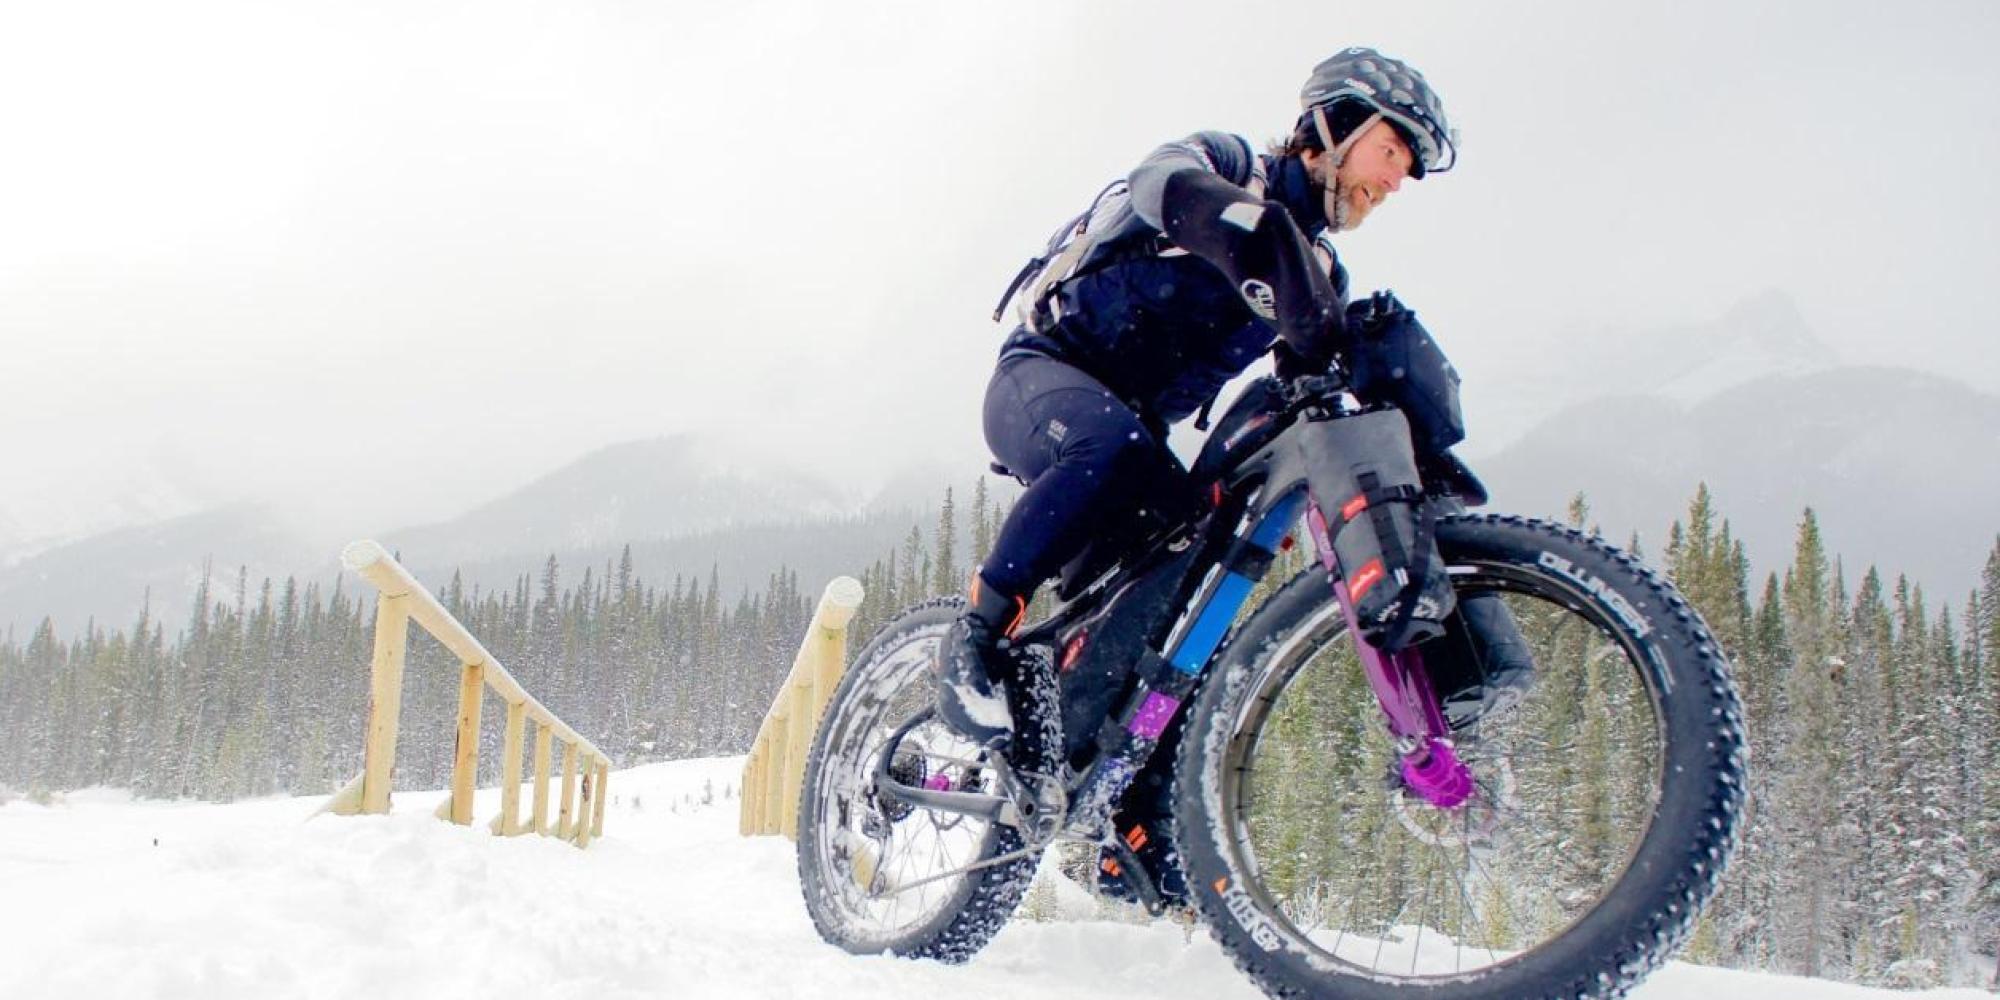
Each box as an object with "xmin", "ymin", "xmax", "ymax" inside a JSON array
[{"xmin": 935, "ymin": 48, "xmax": 1502, "ymax": 907}]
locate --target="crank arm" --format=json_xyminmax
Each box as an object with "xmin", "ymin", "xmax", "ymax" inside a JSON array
[
  {"xmin": 873, "ymin": 778, "xmax": 1017, "ymax": 825},
  {"xmin": 869, "ymin": 710, "xmax": 1026, "ymax": 827}
]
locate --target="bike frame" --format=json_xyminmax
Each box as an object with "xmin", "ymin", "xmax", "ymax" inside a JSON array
[{"xmin": 876, "ymin": 388, "xmax": 1474, "ymax": 852}]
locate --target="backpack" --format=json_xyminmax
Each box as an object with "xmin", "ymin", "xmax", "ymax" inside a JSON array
[
  {"xmin": 990, "ymin": 135, "xmax": 1274, "ymax": 332},
  {"xmin": 989, "ymin": 179, "xmax": 1128, "ymax": 331}
]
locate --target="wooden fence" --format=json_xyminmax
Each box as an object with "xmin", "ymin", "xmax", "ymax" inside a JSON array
[
  {"xmin": 323, "ymin": 540, "xmax": 614, "ymax": 848},
  {"xmin": 739, "ymin": 576, "xmax": 865, "ymax": 839}
]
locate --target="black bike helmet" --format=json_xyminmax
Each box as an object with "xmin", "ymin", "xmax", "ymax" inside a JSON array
[{"xmin": 1300, "ymin": 47, "xmax": 1457, "ymax": 178}]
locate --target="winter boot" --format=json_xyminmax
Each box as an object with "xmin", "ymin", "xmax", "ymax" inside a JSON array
[
  {"xmin": 1426, "ymin": 592, "xmax": 1537, "ymax": 733},
  {"xmin": 932, "ymin": 575, "xmax": 1027, "ymax": 747}
]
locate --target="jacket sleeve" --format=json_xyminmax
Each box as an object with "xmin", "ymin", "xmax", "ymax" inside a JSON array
[
  {"xmin": 1128, "ymin": 132, "xmax": 1259, "ymax": 225},
  {"xmin": 1128, "ymin": 133, "xmax": 1346, "ymax": 368}
]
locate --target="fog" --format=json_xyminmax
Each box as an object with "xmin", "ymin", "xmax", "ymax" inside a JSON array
[{"xmin": 3, "ymin": 0, "xmax": 1995, "ymax": 553}]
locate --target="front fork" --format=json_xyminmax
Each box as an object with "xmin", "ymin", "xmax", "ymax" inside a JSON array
[{"xmin": 1304, "ymin": 501, "xmax": 1472, "ymax": 809}]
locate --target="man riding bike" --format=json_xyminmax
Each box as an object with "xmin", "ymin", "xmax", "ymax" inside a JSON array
[{"xmin": 935, "ymin": 47, "xmax": 1526, "ymax": 908}]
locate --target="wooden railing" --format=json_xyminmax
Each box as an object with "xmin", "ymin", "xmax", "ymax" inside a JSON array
[
  {"xmin": 740, "ymin": 576, "xmax": 865, "ymax": 839},
  {"xmin": 323, "ymin": 541, "xmax": 614, "ymax": 848}
]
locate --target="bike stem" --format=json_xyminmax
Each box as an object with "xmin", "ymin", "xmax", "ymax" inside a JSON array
[{"xmin": 1304, "ymin": 501, "xmax": 1472, "ymax": 809}]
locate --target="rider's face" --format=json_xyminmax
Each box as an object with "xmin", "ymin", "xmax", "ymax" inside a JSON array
[{"xmin": 1307, "ymin": 120, "xmax": 1417, "ymax": 231}]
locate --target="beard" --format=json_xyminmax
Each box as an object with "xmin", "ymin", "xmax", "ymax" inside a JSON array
[
  {"xmin": 1325, "ymin": 177, "xmax": 1377, "ymax": 233},
  {"xmin": 1313, "ymin": 160, "xmax": 1372, "ymax": 233}
]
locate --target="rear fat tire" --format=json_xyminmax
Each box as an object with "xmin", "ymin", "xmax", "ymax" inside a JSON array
[
  {"xmin": 1174, "ymin": 514, "xmax": 1746, "ymax": 1000},
  {"xmin": 797, "ymin": 598, "xmax": 1058, "ymax": 964}
]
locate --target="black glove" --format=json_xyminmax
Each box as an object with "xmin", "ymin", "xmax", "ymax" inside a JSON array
[{"xmin": 1344, "ymin": 290, "xmax": 1404, "ymax": 338}]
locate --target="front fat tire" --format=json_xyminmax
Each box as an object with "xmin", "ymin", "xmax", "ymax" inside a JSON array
[
  {"xmin": 796, "ymin": 598, "xmax": 1047, "ymax": 964},
  {"xmin": 1174, "ymin": 513, "xmax": 1747, "ymax": 1000}
]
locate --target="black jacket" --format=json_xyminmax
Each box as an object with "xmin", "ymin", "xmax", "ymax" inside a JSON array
[{"xmin": 1003, "ymin": 131, "xmax": 1348, "ymax": 425}]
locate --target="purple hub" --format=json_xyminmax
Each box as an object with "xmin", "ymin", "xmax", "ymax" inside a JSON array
[
  {"xmin": 1399, "ymin": 737, "xmax": 1473, "ymax": 809},
  {"xmin": 924, "ymin": 772, "xmax": 954, "ymax": 792}
]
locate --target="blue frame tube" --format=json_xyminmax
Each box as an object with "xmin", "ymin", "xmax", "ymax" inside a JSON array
[{"xmin": 1166, "ymin": 491, "xmax": 1307, "ymax": 674}]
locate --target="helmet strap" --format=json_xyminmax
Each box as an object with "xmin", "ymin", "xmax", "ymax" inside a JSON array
[
  {"xmin": 1312, "ymin": 107, "xmax": 1381, "ymax": 170},
  {"xmin": 1314, "ymin": 108, "xmax": 1382, "ymax": 232}
]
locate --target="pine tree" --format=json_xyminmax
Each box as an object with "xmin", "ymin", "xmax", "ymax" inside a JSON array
[
  {"xmin": 934, "ymin": 486, "xmax": 960, "ymax": 596},
  {"xmin": 1772, "ymin": 509, "xmax": 1843, "ymax": 977},
  {"xmin": 1876, "ymin": 578, "xmax": 1965, "ymax": 986},
  {"xmin": 1667, "ymin": 484, "xmax": 1751, "ymax": 663},
  {"xmin": 1565, "ymin": 491, "xmax": 1593, "ymax": 533},
  {"xmin": 971, "ymin": 477, "xmax": 993, "ymax": 570},
  {"xmin": 1730, "ymin": 572, "xmax": 1792, "ymax": 967},
  {"xmin": 898, "ymin": 526, "xmax": 926, "ymax": 609},
  {"xmin": 1976, "ymin": 536, "xmax": 2000, "ymax": 986}
]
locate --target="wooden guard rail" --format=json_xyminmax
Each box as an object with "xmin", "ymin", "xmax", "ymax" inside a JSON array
[
  {"xmin": 324, "ymin": 540, "xmax": 614, "ymax": 848},
  {"xmin": 740, "ymin": 576, "xmax": 865, "ymax": 839}
]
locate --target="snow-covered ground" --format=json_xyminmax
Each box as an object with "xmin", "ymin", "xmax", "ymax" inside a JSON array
[{"xmin": 1, "ymin": 758, "xmax": 1987, "ymax": 1000}]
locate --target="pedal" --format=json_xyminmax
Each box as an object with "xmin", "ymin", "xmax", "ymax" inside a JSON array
[{"xmin": 1001, "ymin": 767, "xmax": 1067, "ymax": 848}]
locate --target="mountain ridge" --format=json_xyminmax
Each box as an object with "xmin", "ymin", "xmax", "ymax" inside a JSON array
[
  {"xmin": 1476, "ymin": 365, "xmax": 2000, "ymax": 598},
  {"xmin": 5, "ymin": 289, "xmax": 1992, "ymax": 636}
]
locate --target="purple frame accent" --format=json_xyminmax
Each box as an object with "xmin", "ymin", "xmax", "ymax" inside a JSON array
[
  {"xmin": 1127, "ymin": 692, "xmax": 1182, "ymax": 740},
  {"xmin": 1306, "ymin": 501, "xmax": 1472, "ymax": 809}
]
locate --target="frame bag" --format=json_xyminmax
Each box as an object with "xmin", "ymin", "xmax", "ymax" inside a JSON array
[
  {"xmin": 1301, "ymin": 408, "xmax": 1456, "ymax": 651},
  {"xmin": 1341, "ymin": 291, "xmax": 1465, "ymax": 458}
]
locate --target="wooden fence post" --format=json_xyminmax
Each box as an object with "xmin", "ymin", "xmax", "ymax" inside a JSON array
[
  {"xmin": 763, "ymin": 705, "xmax": 790, "ymax": 835},
  {"xmin": 533, "ymin": 722, "xmax": 553, "ymax": 835},
  {"xmin": 782, "ymin": 676, "xmax": 814, "ymax": 840},
  {"xmin": 559, "ymin": 742, "xmax": 580, "ymax": 839},
  {"xmin": 592, "ymin": 763, "xmax": 608, "ymax": 839},
  {"xmin": 575, "ymin": 770, "xmax": 595, "ymax": 848},
  {"xmin": 360, "ymin": 592, "xmax": 412, "ymax": 814},
  {"xmin": 496, "ymin": 700, "xmax": 526, "ymax": 836},
  {"xmin": 745, "ymin": 745, "xmax": 765, "ymax": 834},
  {"xmin": 448, "ymin": 661, "xmax": 484, "ymax": 826}
]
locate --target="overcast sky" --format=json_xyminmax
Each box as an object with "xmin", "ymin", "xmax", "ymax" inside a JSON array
[{"xmin": 3, "ymin": 0, "xmax": 1996, "ymax": 550}]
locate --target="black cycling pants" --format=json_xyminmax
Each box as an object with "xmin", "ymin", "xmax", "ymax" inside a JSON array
[{"xmin": 976, "ymin": 354, "xmax": 1184, "ymax": 599}]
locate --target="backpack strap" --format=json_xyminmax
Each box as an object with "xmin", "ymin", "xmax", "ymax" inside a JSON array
[
  {"xmin": 1019, "ymin": 195, "xmax": 1116, "ymax": 331},
  {"xmin": 1003, "ymin": 179, "xmax": 1126, "ymax": 331}
]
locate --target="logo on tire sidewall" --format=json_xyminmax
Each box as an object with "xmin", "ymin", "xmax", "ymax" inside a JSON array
[
  {"xmin": 1537, "ymin": 551, "xmax": 1653, "ymax": 639},
  {"xmin": 1221, "ymin": 884, "xmax": 1284, "ymax": 951}
]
